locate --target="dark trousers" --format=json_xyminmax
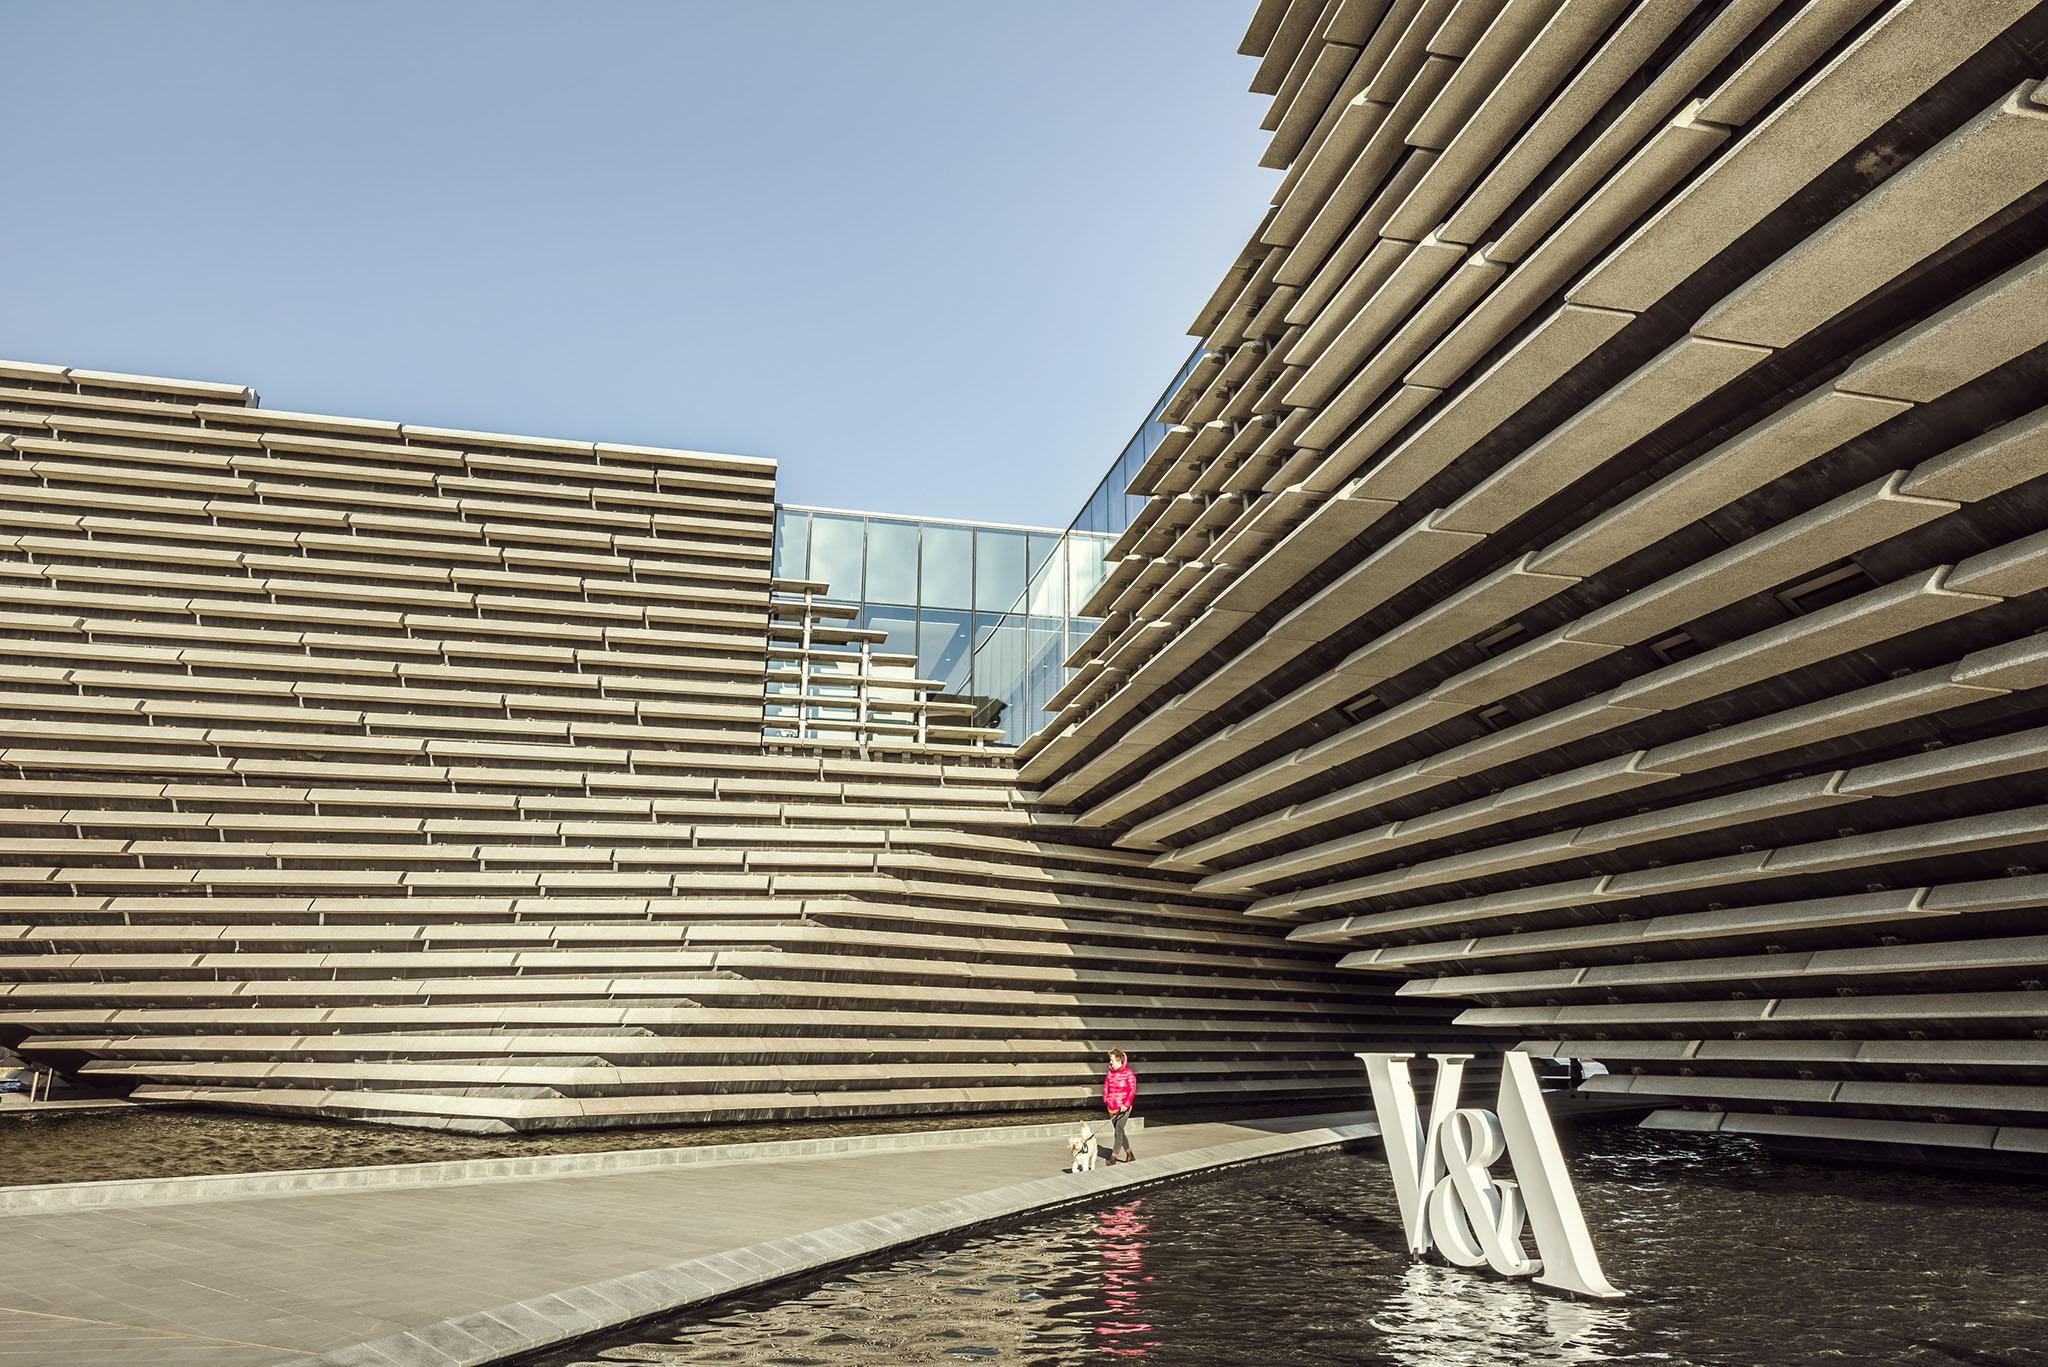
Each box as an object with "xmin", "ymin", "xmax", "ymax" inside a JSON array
[{"xmin": 1110, "ymin": 1107, "xmax": 1132, "ymax": 1154}]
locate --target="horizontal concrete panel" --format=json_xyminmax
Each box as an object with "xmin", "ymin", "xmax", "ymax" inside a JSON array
[
  {"xmin": 1834, "ymin": 248, "xmax": 2048, "ymax": 402},
  {"xmin": 1948, "ymin": 527, "xmax": 2048, "ymax": 597},
  {"xmin": 1570, "ymin": 0, "xmax": 2020, "ymax": 312},
  {"xmin": 1610, "ymin": 568, "xmax": 1996, "ymax": 710},
  {"xmin": 1901, "ymin": 404, "xmax": 2048, "ymax": 502},
  {"xmin": 1429, "ymin": 627, "xmax": 1615, "ymax": 703},
  {"xmin": 1435, "ymin": 335, "xmax": 1769, "ymax": 535},
  {"xmin": 1394, "ymin": 0, "xmax": 1636, "ymax": 238},
  {"xmin": 1840, "ymin": 723, "xmax": 2048, "ymax": 796},
  {"xmin": 1695, "ymin": 85, "xmax": 2048, "ymax": 348},
  {"xmin": 1383, "ymin": 302, "xmax": 1634, "ymax": 481},
  {"xmin": 1531, "ymin": 388, "xmax": 1912, "ymax": 578},
  {"xmin": 1641, "ymin": 671, "xmax": 2000, "ymax": 774},
  {"xmin": 1644, "ymin": 1110, "xmax": 2042, "ymax": 1155}
]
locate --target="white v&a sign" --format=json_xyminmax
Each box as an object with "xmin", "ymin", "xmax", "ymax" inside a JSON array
[{"xmin": 1357, "ymin": 1050, "xmax": 1622, "ymax": 1300}]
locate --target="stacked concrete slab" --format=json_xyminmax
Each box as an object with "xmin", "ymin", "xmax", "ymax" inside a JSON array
[
  {"xmin": 1021, "ymin": 0, "xmax": 2048, "ymax": 1163},
  {"xmin": 0, "ymin": 362, "xmax": 1449, "ymax": 1132}
]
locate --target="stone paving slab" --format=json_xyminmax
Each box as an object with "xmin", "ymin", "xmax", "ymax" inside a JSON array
[{"xmin": 0, "ymin": 1111, "xmax": 1375, "ymax": 1367}]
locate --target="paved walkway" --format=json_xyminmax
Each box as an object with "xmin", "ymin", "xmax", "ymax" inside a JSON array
[{"xmin": 0, "ymin": 1111, "xmax": 1375, "ymax": 1367}]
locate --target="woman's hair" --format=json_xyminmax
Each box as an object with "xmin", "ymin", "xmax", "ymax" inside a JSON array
[{"xmin": 1108, "ymin": 1048, "xmax": 1127, "ymax": 1065}]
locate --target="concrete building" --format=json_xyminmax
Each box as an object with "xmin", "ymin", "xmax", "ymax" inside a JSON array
[
  {"xmin": 0, "ymin": 360, "xmax": 1456, "ymax": 1132},
  {"xmin": 3, "ymin": 1, "xmax": 2047, "ymax": 1167},
  {"xmin": 1021, "ymin": 0, "xmax": 2048, "ymax": 1165}
]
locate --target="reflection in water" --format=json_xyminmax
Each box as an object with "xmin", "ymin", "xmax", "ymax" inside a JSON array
[
  {"xmin": 531, "ymin": 1123, "xmax": 2048, "ymax": 1366},
  {"xmin": 1373, "ymin": 1263, "xmax": 1628, "ymax": 1367},
  {"xmin": 1092, "ymin": 1202, "xmax": 1153, "ymax": 1358}
]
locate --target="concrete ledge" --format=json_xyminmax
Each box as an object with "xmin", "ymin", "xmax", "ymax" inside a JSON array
[
  {"xmin": 0, "ymin": 1097, "xmax": 162, "ymax": 1122},
  {"xmin": 0, "ymin": 1116, "xmax": 1146, "ymax": 1215},
  {"xmin": 278, "ymin": 1120, "xmax": 1373, "ymax": 1367}
]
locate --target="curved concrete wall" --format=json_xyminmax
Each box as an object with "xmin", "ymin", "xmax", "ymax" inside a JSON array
[{"xmin": 1022, "ymin": 0, "xmax": 2048, "ymax": 1164}]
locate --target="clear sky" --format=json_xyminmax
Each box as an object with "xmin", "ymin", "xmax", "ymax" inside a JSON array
[{"xmin": 1, "ymin": 2, "xmax": 1277, "ymax": 528}]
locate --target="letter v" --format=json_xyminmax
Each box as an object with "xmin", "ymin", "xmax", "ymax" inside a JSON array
[
  {"xmin": 1358, "ymin": 1053, "xmax": 1429, "ymax": 1252},
  {"xmin": 1360, "ymin": 1052, "xmax": 1473, "ymax": 1255}
]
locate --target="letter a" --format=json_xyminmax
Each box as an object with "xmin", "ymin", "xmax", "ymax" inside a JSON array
[{"xmin": 1495, "ymin": 1052, "xmax": 1623, "ymax": 1299}]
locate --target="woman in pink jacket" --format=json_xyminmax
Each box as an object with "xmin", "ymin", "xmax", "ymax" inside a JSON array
[{"xmin": 1102, "ymin": 1048, "xmax": 1137, "ymax": 1163}]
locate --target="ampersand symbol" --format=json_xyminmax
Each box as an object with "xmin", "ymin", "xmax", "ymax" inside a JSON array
[{"xmin": 1425, "ymin": 1107, "xmax": 1540, "ymax": 1277}]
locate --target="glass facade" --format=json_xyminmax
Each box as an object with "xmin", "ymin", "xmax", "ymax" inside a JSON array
[
  {"xmin": 1066, "ymin": 343, "xmax": 1207, "ymax": 539},
  {"xmin": 962, "ymin": 342, "xmax": 1206, "ymax": 742},
  {"xmin": 772, "ymin": 505, "xmax": 1114, "ymax": 741},
  {"xmin": 771, "ymin": 343, "xmax": 1203, "ymax": 746}
]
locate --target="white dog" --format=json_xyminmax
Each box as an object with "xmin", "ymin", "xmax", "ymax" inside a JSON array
[{"xmin": 1067, "ymin": 1121, "xmax": 1099, "ymax": 1173}]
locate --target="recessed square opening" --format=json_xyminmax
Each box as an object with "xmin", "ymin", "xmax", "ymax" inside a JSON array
[{"xmin": 1774, "ymin": 561, "xmax": 1877, "ymax": 616}]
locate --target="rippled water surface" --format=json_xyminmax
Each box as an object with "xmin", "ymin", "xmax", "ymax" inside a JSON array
[
  {"xmin": 533, "ymin": 1123, "xmax": 2048, "ymax": 1366},
  {"xmin": 0, "ymin": 1107, "xmax": 1116, "ymax": 1186}
]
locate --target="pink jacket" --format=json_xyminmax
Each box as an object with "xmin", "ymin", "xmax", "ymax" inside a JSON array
[{"xmin": 1103, "ymin": 1063, "xmax": 1137, "ymax": 1111}]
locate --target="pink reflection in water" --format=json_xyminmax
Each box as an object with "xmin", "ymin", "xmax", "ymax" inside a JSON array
[{"xmin": 1092, "ymin": 1200, "xmax": 1156, "ymax": 1356}]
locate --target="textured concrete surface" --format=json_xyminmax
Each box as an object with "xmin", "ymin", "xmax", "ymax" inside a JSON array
[
  {"xmin": 1021, "ymin": 0, "xmax": 2048, "ymax": 1161},
  {"xmin": 0, "ymin": 1111, "xmax": 1374, "ymax": 1367},
  {"xmin": 0, "ymin": 361, "xmax": 1418, "ymax": 1135}
]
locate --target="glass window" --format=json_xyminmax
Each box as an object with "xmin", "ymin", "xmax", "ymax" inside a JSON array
[
  {"xmin": 807, "ymin": 513, "xmax": 865, "ymax": 602},
  {"xmin": 918, "ymin": 608, "xmax": 975, "ymax": 694},
  {"xmin": 920, "ymin": 523, "xmax": 974, "ymax": 610},
  {"xmin": 858, "ymin": 604, "xmax": 919, "ymax": 663},
  {"xmin": 1027, "ymin": 532, "xmax": 1059, "ymax": 578},
  {"xmin": 864, "ymin": 518, "xmax": 919, "ymax": 605},
  {"xmin": 1152, "ymin": 360, "xmax": 1182, "ymax": 420},
  {"xmin": 773, "ymin": 510, "xmax": 809, "ymax": 582},
  {"xmin": 973, "ymin": 528, "xmax": 1026, "ymax": 612},
  {"xmin": 972, "ymin": 616, "xmax": 1025, "ymax": 732},
  {"xmin": 1021, "ymin": 615, "xmax": 1066, "ymax": 745},
  {"xmin": 1027, "ymin": 538, "xmax": 1065, "ymax": 618},
  {"xmin": 1068, "ymin": 533, "xmax": 1108, "ymax": 609},
  {"xmin": 1120, "ymin": 441, "xmax": 1148, "ymax": 528}
]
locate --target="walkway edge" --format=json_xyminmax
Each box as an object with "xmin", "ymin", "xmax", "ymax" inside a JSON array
[
  {"xmin": 276, "ymin": 1120, "xmax": 1376, "ymax": 1367},
  {"xmin": 0, "ymin": 1116, "xmax": 1146, "ymax": 1215}
]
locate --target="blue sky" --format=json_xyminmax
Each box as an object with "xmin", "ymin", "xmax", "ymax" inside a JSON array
[{"xmin": 1, "ymin": 2, "xmax": 1276, "ymax": 527}]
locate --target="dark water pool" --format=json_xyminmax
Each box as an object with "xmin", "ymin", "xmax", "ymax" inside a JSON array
[
  {"xmin": 0, "ymin": 1107, "xmax": 1116, "ymax": 1187},
  {"xmin": 529, "ymin": 1122, "xmax": 2048, "ymax": 1366}
]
